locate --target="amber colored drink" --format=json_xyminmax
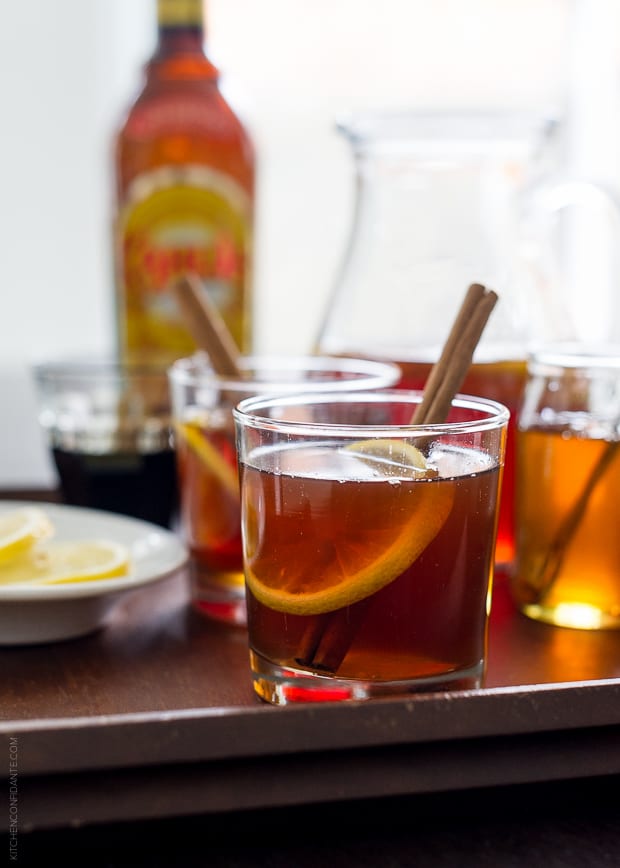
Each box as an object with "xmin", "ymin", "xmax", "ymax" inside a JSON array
[
  {"xmin": 175, "ymin": 416, "xmax": 243, "ymax": 622},
  {"xmin": 369, "ymin": 356, "xmax": 525, "ymax": 567},
  {"xmin": 241, "ymin": 443, "xmax": 500, "ymax": 697},
  {"xmin": 513, "ymin": 427, "xmax": 620, "ymax": 629}
]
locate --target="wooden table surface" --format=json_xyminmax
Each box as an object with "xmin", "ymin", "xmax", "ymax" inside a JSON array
[{"xmin": 1, "ymin": 491, "xmax": 620, "ymax": 866}]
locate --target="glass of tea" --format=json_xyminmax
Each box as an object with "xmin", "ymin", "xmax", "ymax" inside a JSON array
[
  {"xmin": 168, "ymin": 354, "xmax": 401, "ymax": 626},
  {"xmin": 233, "ymin": 390, "xmax": 508, "ymax": 704},
  {"xmin": 33, "ymin": 359, "xmax": 177, "ymax": 528},
  {"xmin": 512, "ymin": 346, "xmax": 620, "ymax": 629}
]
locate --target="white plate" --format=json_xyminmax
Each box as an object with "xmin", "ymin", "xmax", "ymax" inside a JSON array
[{"xmin": 0, "ymin": 501, "xmax": 188, "ymax": 645}]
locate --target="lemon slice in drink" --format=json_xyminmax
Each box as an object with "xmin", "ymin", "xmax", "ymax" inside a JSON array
[
  {"xmin": 0, "ymin": 508, "xmax": 54, "ymax": 564},
  {"xmin": 343, "ymin": 439, "xmax": 435, "ymax": 477},
  {"xmin": 175, "ymin": 420, "xmax": 239, "ymax": 499},
  {"xmin": 0, "ymin": 539, "xmax": 131, "ymax": 586},
  {"xmin": 244, "ymin": 440, "xmax": 454, "ymax": 616}
]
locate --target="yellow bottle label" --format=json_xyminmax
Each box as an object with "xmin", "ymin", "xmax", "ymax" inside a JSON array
[
  {"xmin": 116, "ymin": 165, "xmax": 252, "ymax": 363},
  {"xmin": 157, "ymin": 0, "xmax": 203, "ymax": 27}
]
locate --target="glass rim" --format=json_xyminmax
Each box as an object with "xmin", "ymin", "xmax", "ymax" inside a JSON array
[
  {"xmin": 168, "ymin": 352, "xmax": 402, "ymax": 393},
  {"xmin": 233, "ymin": 389, "xmax": 510, "ymax": 438},
  {"xmin": 33, "ymin": 357, "xmax": 170, "ymax": 383},
  {"xmin": 528, "ymin": 343, "xmax": 620, "ymax": 373},
  {"xmin": 336, "ymin": 109, "xmax": 557, "ymax": 154}
]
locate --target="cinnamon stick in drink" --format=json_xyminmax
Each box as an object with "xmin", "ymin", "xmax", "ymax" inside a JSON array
[
  {"xmin": 411, "ymin": 282, "xmax": 486, "ymax": 425},
  {"xmin": 411, "ymin": 283, "xmax": 498, "ymax": 425},
  {"xmin": 525, "ymin": 438, "xmax": 619, "ymax": 604},
  {"xmin": 172, "ymin": 274, "xmax": 243, "ymax": 377}
]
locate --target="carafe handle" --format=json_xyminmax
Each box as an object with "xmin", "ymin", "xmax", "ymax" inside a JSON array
[{"xmin": 523, "ymin": 175, "xmax": 620, "ymax": 343}]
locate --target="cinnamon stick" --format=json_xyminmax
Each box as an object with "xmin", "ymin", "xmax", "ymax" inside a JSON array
[
  {"xmin": 525, "ymin": 439, "xmax": 619, "ymax": 604},
  {"xmin": 172, "ymin": 274, "xmax": 243, "ymax": 377},
  {"xmin": 411, "ymin": 283, "xmax": 486, "ymax": 425},
  {"xmin": 412, "ymin": 284, "xmax": 497, "ymax": 425},
  {"xmin": 303, "ymin": 283, "xmax": 498, "ymax": 675},
  {"xmin": 296, "ymin": 604, "xmax": 372, "ymax": 672}
]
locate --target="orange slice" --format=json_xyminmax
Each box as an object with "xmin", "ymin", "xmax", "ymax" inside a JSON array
[{"xmin": 244, "ymin": 440, "xmax": 454, "ymax": 615}]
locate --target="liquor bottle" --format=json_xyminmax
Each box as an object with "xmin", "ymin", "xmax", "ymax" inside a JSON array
[{"xmin": 113, "ymin": 0, "xmax": 255, "ymax": 363}]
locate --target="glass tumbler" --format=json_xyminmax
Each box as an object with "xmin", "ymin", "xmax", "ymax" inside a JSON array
[
  {"xmin": 34, "ymin": 358, "xmax": 177, "ymax": 528},
  {"xmin": 512, "ymin": 346, "xmax": 620, "ymax": 629},
  {"xmin": 234, "ymin": 390, "xmax": 508, "ymax": 704},
  {"xmin": 169, "ymin": 353, "xmax": 401, "ymax": 626}
]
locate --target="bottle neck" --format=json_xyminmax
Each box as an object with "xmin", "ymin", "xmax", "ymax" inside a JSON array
[{"xmin": 156, "ymin": 0, "xmax": 206, "ymax": 56}]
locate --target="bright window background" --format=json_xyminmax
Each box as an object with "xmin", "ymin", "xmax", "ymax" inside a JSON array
[{"xmin": 1, "ymin": 0, "xmax": 619, "ymax": 485}]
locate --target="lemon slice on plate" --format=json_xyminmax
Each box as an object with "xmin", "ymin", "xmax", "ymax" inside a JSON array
[
  {"xmin": 244, "ymin": 439, "xmax": 453, "ymax": 615},
  {"xmin": 0, "ymin": 508, "xmax": 54, "ymax": 564},
  {"xmin": 0, "ymin": 539, "xmax": 131, "ymax": 586}
]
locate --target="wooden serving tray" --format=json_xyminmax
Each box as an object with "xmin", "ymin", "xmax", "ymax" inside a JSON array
[{"xmin": 1, "ymin": 514, "xmax": 619, "ymax": 832}]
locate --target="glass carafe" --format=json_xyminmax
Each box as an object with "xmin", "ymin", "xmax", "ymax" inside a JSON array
[{"xmin": 316, "ymin": 110, "xmax": 607, "ymax": 568}]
